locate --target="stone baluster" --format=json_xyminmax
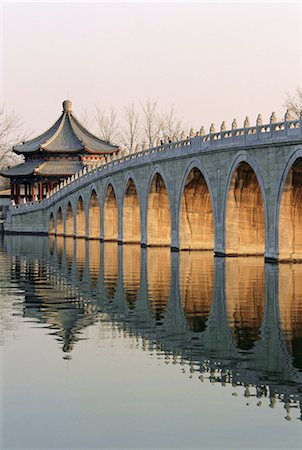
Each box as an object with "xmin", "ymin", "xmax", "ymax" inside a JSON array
[
  {"xmin": 232, "ymin": 118, "xmax": 237, "ymax": 129},
  {"xmin": 220, "ymin": 121, "xmax": 226, "ymax": 132},
  {"xmin": 244, "ymin": 116, "xmax": 250, "ymax": 128},
  {"xmin": 270, "ymin": 112, "xmax": 277, "ymax": 124},
  {"xmin": 199, "ymin": 126, "xmax": 205, "ymax": 136},
  {"xmin": 256, "ymin": 114, "xmax": 263, "ymax": 127},
  {"xmin": 284, "ymin": 109, "xmax": 292, "ymax": 122},
  {"xmin": 270, "ymin": 112, "xmax": 277, "ymax": 137}
]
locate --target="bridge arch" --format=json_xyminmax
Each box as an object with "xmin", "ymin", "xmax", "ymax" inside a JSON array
[
  {"xmin": 88, "ymin": 188, "xmax": 101, "ymax": 239},
  {"xmin": 122, "ymin": 174, "xmax": 141, "ymax": 244},
  {"xmin": 103, "ymin": 181, "xmax": 118, "ymax": 241},
  {"xmin": 276, "ymin": 147, "xmax": 302, "ymax": 261},
  {"xmin": 223, "ymin": 152, "xmax": 268, "ymax": 256},
  {"xmin": 65, "ymin": 201, "xmax": 74, "ymax": 237},
  {"xmin": 56, "ymin": 206, "xmax": 64, "ymax": 236},
  {"xmin": 147, "ymin": 167, "xmax": 172, "ymax": 246},
  {"xmin": 178, "ymin": 160, "xmax": 215, "ymax": 250},
  {"xmin": 49, "ymin": 211, "xmax": 55, "ymax": 235},
  {"xmin": 75, "ymin": 194, "xmax": 86, "ymax": 238}
]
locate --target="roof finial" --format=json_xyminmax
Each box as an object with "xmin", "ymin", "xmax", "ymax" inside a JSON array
[{"xmin": 63, "ymin": 100, "xmax": 72, "ymax": 113}]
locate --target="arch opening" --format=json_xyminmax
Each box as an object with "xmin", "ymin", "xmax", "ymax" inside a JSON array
[
  {"xmin": 76, "ymin": 196, "xmax": 86, "ymax": 238},
  {"xmin": 180, "ymin": 168, "xmax": 214, "ymax": 250},
  {"xmin": 104, "ymin": 184, "xmax": 118, "ymax": 241},
  {"xmin": 65, "ymin": 202, "xmax": 74, "ymax": 237},
  {"xmin": 56, "ymin": 208, "xmax": 64, "ymax": 236},
  {"xmin": 123, "ymin": 179, "xmax": 140, "ymax": 243},
  {"xmin": 147, "ymin": 173, "xmax": 171, "ymax": 246},
  {"xmin": 279, "ymin": 160, "xmax": 302, "ymax": 261},
  {"xmin": 226, "ymin": 162, "xmax": 265, "ymax": 255},
  {"xmin": 88, "ymin": 190, "xmax": 101, "ymax": 239},
  {"xmin": 49, "ymin": 213, "xmax": 55, "ymax": 235}
]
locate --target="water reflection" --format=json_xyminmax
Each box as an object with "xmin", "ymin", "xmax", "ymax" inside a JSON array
[
  {"xmin": 180, "ymin": 251, "xmax": 214, "ymax": 332},
  {"xmin": 1, "ymin": 235, "xmax": 302, "ymax": 422},
  {"xmin": 226, "ymin": 258, "xmax": 265, "ymax": 350}
]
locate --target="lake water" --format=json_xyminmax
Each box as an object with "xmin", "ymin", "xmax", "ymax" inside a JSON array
[{"xmin": 0, "ymin": 235, "xmax": 301, "ymax": 449}]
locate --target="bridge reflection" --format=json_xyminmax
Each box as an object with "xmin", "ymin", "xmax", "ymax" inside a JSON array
[{"xmin": 3, "ymin": 235, "xmax": 302, "ymax": 420}]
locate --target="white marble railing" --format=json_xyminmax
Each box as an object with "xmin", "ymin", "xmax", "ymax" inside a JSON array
[{"xmin": 10, "ymin": 113, "xmax": 302, "ymax": 215}]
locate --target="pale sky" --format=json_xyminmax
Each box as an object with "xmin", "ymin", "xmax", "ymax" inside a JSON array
[{"xmin": 1, "ymin": 1, "xmax": 302, "ymax": 136}]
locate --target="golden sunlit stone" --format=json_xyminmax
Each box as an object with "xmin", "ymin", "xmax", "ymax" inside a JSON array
[
  {"xmin": 104, "ymin": 184, "xmax": 118, "ymax": 241},
  {"xmin": 89, "ymin": 190, "xmax": 101, "ymax": 239},
  {"xmin": 279, "ymin": 161, "xmax": 302, "ymax": 261},
  {"xmin": 147, "ymin": 174, "xmax": 171, "ymax": 246},
  {"xmin": 226, "ymin": 163, "xmax": 265, "ymax": 256},
  {"xmin": 180, "ymin": 168, "xmax": 214, "ymax": 250},
  {"xmin": 123, "ymin": 179, "xmax": 140, "ymax": 243}
]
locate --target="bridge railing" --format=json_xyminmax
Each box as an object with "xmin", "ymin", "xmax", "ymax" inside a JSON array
[{"xmin": 10, "ymin": 113, "xmax": 302, "ymax": 214}]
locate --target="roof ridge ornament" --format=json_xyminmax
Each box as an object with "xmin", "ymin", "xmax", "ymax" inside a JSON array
[{"xmin": 63, "ymin": 100, "xmax": 72, "ymax": 113}]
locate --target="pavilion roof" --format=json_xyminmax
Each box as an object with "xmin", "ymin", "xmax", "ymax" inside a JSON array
[
  {"xmin": 1, "ymin": 159, "xmax": 84, "ymax": 178},
  {"xmin": 13, "ymin": 100, "xmax": 118, "ymax": 155}
]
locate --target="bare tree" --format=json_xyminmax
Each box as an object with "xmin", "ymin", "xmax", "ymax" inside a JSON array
[
  {"xmin": 120, "ymin": 101, "xmax": 140, "ymax": 152},
  {"xmin": 141, "ymin": 98, "xmax": 160, "ymax": 148},
  {"xmin": 158, "ymin": 104, "xmax": 185, "ymax": 141},
  {"xmin": 284, "ymin": 87, "xmax": 302, "ymax": 119},
  {"xmin": 94, "ymin": 105, "xmax": 120, "ymax": 144},
  {"xmin": 0, "ymin": 107, "xmax": 24, "ymax": 173}
]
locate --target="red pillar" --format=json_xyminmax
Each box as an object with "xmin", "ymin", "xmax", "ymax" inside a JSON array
[
  {"xmin": 39, "ymin": 182, "xmax": 43, "ymax": 200},
  {"xmin": 11, "ymin": 182, "xmax": 15, "ymax": 201},
  {"xmin": 31, "ymin": 183, "xmax": 35, "ymax": 201},
  {"xmin": 17, "ymin": 183, "xmax": 20, "ymax": 204}
]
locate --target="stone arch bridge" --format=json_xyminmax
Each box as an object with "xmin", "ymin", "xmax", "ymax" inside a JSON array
[{"xmin": 5, "ymin": 115, "xmax": 302, "ymax": 262}]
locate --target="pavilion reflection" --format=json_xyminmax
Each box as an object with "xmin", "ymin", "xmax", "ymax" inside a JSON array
[
  {"xmin": 279, "ymin": 263, "xmax": 302, "ymax": 370},
  {"xmin": 225, "ymin": 258, "xmax": 265, "ymax": 350},
  {"xmin": 180, "ymin": 251, "xmax": 214, "ymax": 332}
]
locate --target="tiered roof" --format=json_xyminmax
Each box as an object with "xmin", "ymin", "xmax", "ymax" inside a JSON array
[
  {"xmin": 2, "ymin": 100, "xmax": 118, "ymax": 179},
  {"xmin": 14, "ymin": 100, "xmax": 118, "ymax": 155}
]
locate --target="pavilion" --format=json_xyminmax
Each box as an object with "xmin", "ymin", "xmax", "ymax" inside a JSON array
[{"xmin": 1, "ymin": 100, "xmax": 119, "ymax": 204}]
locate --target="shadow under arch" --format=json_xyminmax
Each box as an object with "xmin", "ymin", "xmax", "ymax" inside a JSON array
[
  {"xmin": 123, "ymin": 177, "xmax": 141, "ymax": 244},
  {"xmin": 224, "ymin": 154, "xmax": 267, "ymax": 256},
  {"xmin": 277, "ymin": 149, "xmax": 302, "ymax": 261},
  {"xmin": 88, "ymin": 189, "xmax": 101, "ymax": 240},
  {"xmin": 76, "ymin": 195, "xmax": 86, "ymax": 238},
  {"xmin": 65, "ymin": 201, "xmax": 74, "ymax": 237},
  {"xmin": 179, "ymin": 163, "xmax": 214, "ymax": 250},
  {"xmin": 104, "ymin": 183, "xmax": 118, "ymax": 241},
  {"xmin": 147, "ymin": 169, "xmax": 171, "ymax": 246},
  {"xmin": 56, "ymin": 207, "xmax": 64, "ymax": 236}
]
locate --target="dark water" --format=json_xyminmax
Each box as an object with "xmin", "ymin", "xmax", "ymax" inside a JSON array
[{"xmin": 0, "ymin": 235, "xmax": 301, "ymax": 449}]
